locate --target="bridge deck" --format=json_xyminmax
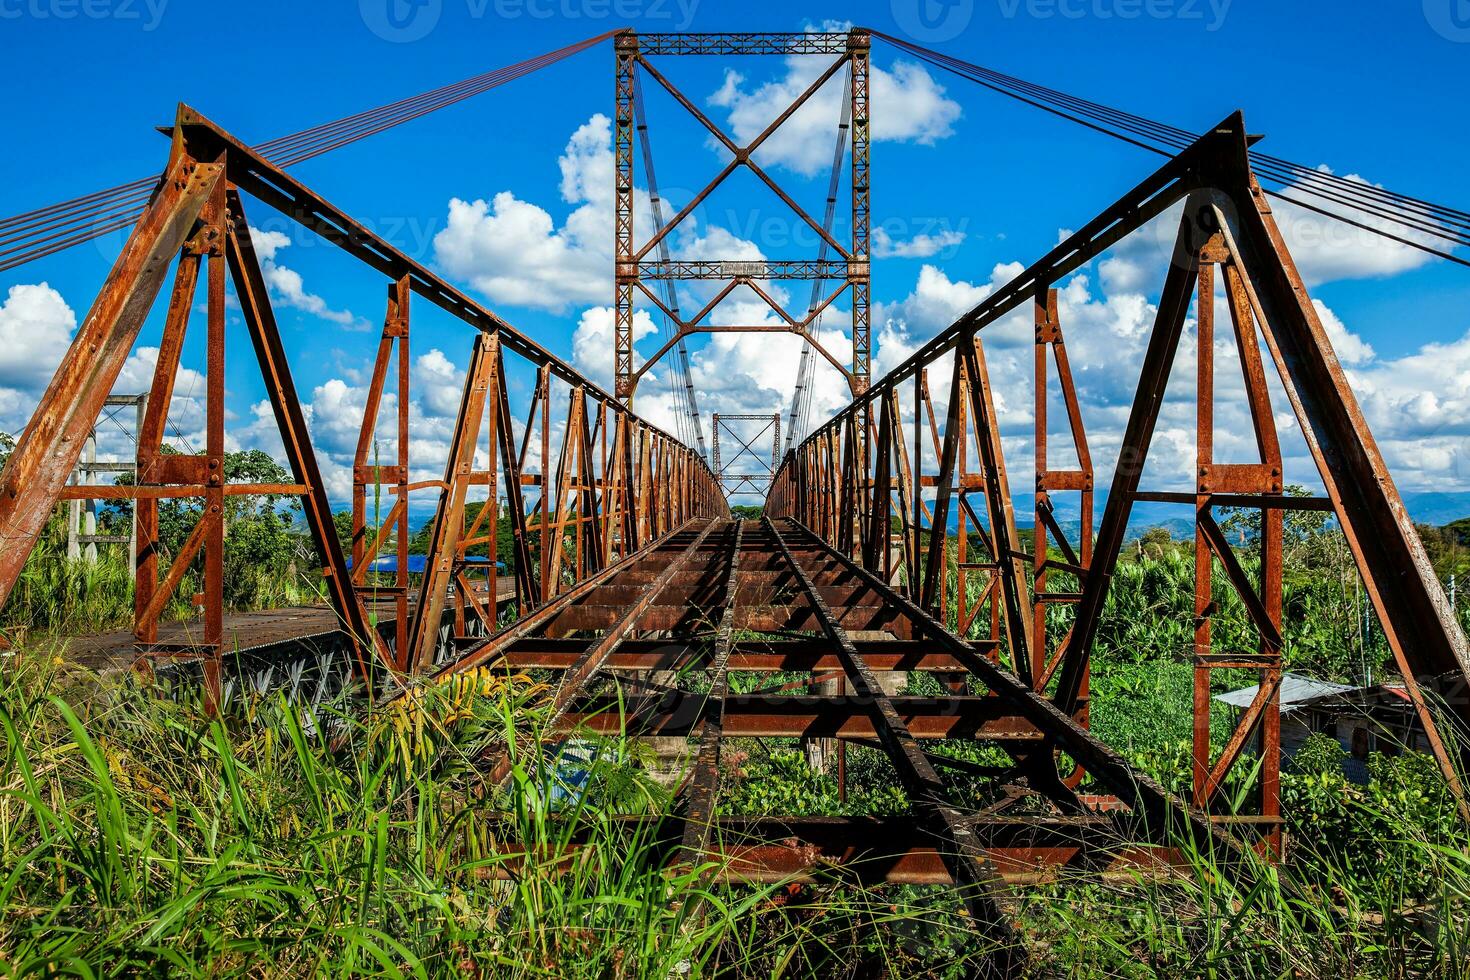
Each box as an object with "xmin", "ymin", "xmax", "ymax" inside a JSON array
[
  {"xmin": 431, "ymin": 516, "xmax": 1264, "ymax": 952},
  {"xmin": 57, "ymin": 583, "xmax": 516, "ymax": 670}
]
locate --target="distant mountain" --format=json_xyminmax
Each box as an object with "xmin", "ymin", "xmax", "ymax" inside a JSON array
[
  {"xmin": 938, "ymin": 490, "xmax": 1470, "ymax": 540},
  {"xmin": 1399, "ymin": 492, "xmax": 1470, "ymax": 528}
]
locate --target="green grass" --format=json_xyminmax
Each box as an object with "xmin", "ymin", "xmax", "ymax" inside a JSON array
[
  {"xmin": 0, "ymin": 652, "xmax": 1005, "ymax": 977},
  {"xmin": 2, "ymin": 650, "xmax": 1465, "ymax": 977},
  {"xmin": 3, "ymin": 517, "xmax": 1469, "ymax": 976},
  {"xmin": 1, "ymin": 542, "xmax": 314, "ymax": 644}
]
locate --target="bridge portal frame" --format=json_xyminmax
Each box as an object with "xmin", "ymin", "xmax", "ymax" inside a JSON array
[
  {"xmin": 614, "ymin": 29, "xmax": 871, "ymax": 403},
  {"xmin": 711, "ymin": 412, "xmax": 781, "ymax": 498}
]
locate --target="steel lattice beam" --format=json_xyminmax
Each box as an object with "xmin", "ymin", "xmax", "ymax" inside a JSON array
[
  {"xmin": 638, "ymin": 259, "xmax": 851, "ymax": 280},
  {"xmin": 637, "ymin": 32, "xmax": 850, "ymax": 55}
]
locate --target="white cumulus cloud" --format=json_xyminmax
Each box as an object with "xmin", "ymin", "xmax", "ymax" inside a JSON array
[
  {"xmin": 433, "ymin": 115, "xmax": 622, "ymax": 313},
  {"xmin": 709, "ymin": 48, "xmax": 961, "ymax": 176},
  {"xmin": 250, "ymin": 228, "xmax": 369, "ymax": 330}
]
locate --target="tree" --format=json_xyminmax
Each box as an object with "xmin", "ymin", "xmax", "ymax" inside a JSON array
[
  {"xmin": 1137, "ymin": 526, "xmax": 1175, "ymax": 560},
  {"xmin": 107, "ymin": 447, "xmax": 307, "ymax": 607},
  {"xmin": 408, "ymin": 500, "xmax": 518, "ymax": 574}
]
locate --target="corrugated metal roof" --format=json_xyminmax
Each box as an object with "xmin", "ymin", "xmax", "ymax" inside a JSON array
[{"xmin": 1214, "ymin": 672, "xmax": 1356, "ymax": 711}]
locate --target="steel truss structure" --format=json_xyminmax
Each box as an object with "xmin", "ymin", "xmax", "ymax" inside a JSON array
[
  {"xmin": 0, "ymin": 105, "xmax": 725, "ymax": 705},
  {"xmin": 426, "ymin": 111, "xmax": 1467, "ymax": 971},
  {"xmin": 0, "ymin": 63, "xmax": 1467, "ymax": 976},
  {"xmin": 711, "ymin": 413, "xmax": 781, "ymax": 497},
  {"xmin": 614, "ymin": 29, "xmax": 871, "ymax": 402},
  {"xmin": 768, "ymin": 112, "xmax": 1470, "ymax": 841}
]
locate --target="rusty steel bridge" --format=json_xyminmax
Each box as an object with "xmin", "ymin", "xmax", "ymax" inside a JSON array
[{"xmin": 1, "ymin": 28, "xmax": 1468, "ymax": 971}]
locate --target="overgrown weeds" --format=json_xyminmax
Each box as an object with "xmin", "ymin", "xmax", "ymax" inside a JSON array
[
  {"xmin": 1, "ymin": 652, "xmax": 1467, "ymax": 977},
  {"xmin": 0, "ymin": 655, "xmax": 808, "ymax": 976}
]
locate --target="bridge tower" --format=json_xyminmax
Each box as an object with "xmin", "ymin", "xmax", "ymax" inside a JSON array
[{"xmin": 613, "ymin": 30, "xmax": 871, "ymax": 406}]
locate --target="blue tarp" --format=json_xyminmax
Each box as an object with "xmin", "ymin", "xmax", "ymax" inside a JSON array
[{"xmin": 345, "ymin": 554, "xmax": 504, "ymax": 574}]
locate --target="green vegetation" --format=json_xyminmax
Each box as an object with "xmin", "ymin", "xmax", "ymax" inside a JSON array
[
  {"xmin": 0, "ymin": 655, "xmax": 1006, "ymax": 977},
  {"xmin": 1, "ymin": 448, "xmax": 314, "ymax": 639},
  {"xmin": 0, "ymin": 651, "xmax": 1464, "ymax": 976},
  {"xmin": 931, "ymin": 487, "xmax": 1445, "ymax": 683},
  {"xmin": 2, "ymin": 446, "xmax": 1469, "ymax": 975}
]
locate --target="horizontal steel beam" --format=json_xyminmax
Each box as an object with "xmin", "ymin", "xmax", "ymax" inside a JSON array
[
  {"xmin": 542, "ymin": 602, "xmax": 908, "ymax": 635},
  {"xmin": 638, "ymin": 259, "xmax": 853, "ymax": 280},
  {"xmin": 558, "ymin": 692, "xmax": 1050, "ymax": 739},
  {"xmin": 636, "ymin": 32, "xmax": 851, "ymax": 55},
  {"xmin": 498, "ymin": 637, "xmax": 990, "ymax": 672},
  {"xmin": 473, "ymin": 814, "xmax": 1274, "ymax": 885}
]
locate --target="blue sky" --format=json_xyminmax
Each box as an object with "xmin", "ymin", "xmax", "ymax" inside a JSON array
[{"xmin": 2, "ymin": 0, "xmax": 1468, "ymax": 512}]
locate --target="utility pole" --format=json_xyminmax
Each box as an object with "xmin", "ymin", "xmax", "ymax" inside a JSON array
[{"xmin": 67, "ymin": 394, "xmax": 146, "ymax": 574}]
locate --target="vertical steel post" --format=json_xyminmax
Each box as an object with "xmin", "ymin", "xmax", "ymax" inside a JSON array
[
  {"xmin": 539, "ymin": 364, "xmax": 552, "ymax": 602},
  {"xmin": 135, "ymin": 252, "xmax": 201, "ymax": 647},
  {"xmin": 202, "ymin": 184, "xmax": 227, "ymax": 711},
  {"xmin": 1191, "ymin": 255, "xmax": 1218, "ymax": 801},
  {"xmin": 614, "ymin": 31, "xmax": 638, "ymax": 402},
  {"xmin": 849, "ymin": 29, "xmax": 871, "ymax": 395},
  {"xmin": 131, "ymin": 395, "xmax": 147, "ymax": 578},
  {"xmin": 393, "ymin": 279, "xmax": 410, "ymax": 659},
  {"xmin": 353, "ymin": 275, "xmax": 412, "ymax": 665},
  {"xmin": 711, "ymin": 413, "xmax": 722, "ymax": 486}
]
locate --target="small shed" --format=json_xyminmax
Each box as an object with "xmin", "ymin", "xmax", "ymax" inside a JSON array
[{"xmin": 1214, "ymin": 673, "xmax": 1428, "ymax": 784}]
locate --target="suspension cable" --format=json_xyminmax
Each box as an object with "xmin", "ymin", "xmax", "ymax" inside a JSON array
[
  {"xmin": 0, "ymin": 30, "xmax": 618, "ymax": 274},
  {"xmin": 867, "ymin": 29, "xmax": 1470, "ymax": 269},
  {"xmin": 785, "ymin": 75, "xmax": 853, "ymax": 454}
]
